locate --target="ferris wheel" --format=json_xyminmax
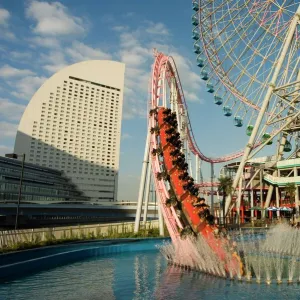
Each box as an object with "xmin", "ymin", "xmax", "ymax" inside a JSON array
[{"xmin": 191, "ymin": 1, "xmax": 300, "ymax": 213}]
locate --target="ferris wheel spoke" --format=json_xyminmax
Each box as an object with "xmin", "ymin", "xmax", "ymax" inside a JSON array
[
  {"xmin": 230, "ymin": 39, "xmax": 280, "ymax": 101},
  {"xmin": 190, "ymin": 0, "xmax": 300, "ymax": 174},
  {"xmin": 198, "ymin": 6, "xmax": 283, "ymax": 112}
]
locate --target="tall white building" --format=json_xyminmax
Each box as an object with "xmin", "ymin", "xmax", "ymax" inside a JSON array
[{"xmin": 14, "ymin": 60, "xmax": 125, "ymax": 202}]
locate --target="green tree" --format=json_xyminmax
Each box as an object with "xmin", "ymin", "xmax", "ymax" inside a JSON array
[
  {"xmin": 218, "ymin": 176, "xmax": 233, "ymax": 226},
  {"xmin": 285, "ymin": 182, "xmax": 296, "ymax": 205}
]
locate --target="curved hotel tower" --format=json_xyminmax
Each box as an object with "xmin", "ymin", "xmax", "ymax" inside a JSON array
[{"xmin": 14, "ymin": 60, "xmax": 125, "ymax": 203}]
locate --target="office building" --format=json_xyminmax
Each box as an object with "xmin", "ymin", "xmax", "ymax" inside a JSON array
[{"xmin": 0, "ymin": 155, "xmax": 88, "ymax": 204}]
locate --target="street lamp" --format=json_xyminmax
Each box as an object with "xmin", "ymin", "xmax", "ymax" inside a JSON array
[{"xmin": 5, "ymin": 153, "xmax": 25, "ymax": 230}]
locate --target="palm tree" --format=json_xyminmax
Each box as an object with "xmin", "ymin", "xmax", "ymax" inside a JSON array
[
  {"xmin": 285, "ymin": 182, "xmax": 296, "ymax": 205},
  {"xmin": 218, "ymin": 176, "xmax": 233, "ymax": 226}
]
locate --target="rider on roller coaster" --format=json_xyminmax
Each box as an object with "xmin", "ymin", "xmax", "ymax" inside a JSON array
[{"xmin": 193, "ymin": 198, "xmax": 215, "ymax": 225}]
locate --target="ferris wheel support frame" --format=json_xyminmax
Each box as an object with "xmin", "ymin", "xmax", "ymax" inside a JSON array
[
  {"xmin": 225, "ymin": 6, "xmax": 300, "ymax": 216},
  {"xmin": 263, "ymin": 118, "xmax": 292, "ymax": 215},
  {"xmin": 248, "ymin": 67, "xmax": 300, "ymax": 216}
]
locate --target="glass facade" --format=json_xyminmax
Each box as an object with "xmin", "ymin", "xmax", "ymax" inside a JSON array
[{"xmin": 0, "ymin": 156, "xmax": 89, "ymax": 204}]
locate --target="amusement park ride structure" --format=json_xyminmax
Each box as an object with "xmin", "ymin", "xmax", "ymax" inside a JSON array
[{"xmin": 134, "ymin": 0, "xmax": 300, "ymax": 278}]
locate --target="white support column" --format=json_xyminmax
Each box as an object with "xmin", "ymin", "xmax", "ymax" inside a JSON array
[
  {"xmin": 264, "ymin": 70, "xmax": 300, "ymax": 210},
  {"xmin": 170, "ymin": 77, "xmax": 175, "ymax": 112},
  {"xmin": 276, "ymin": 186, "xmax": 280, "ymax": 218},
  {"xmin": 294, "ymin": 166, "xmax": 299, "ymax": 215},
  {"xmin": 250, "ymin": 181, "xmax": 254, "ymax": 219},
  {"xmin": 134, "ymin": 130, "xmax": 150, "ymax": 232},
  {"xmin": 260, "ymin": 168, "xmax": 264, "ymax": 218},
  {"xmin": 195, "ymin": 155, "xmax": 200, "ymax": 183},
  {"xmin": 236, "ymin": 177, "xmax": 243, "ymax": 224},
  {"xmin": 158, "ymin": 200, "xmax": 165, "ymax": 236},
  {"xmin": 264, "ymin": 135, "xmax": 287, "ymax": 210},
  {"xmin": 210, "ymin": 163, "xmax": 214, "ymax": 215},
  {"xmin": 113, "ymin": 171, "xmax": 119, "ymax": 201},
  {"xmin": 225, "ymin": 7, "xmax": 300, "ymax": 215},
  {"xmin": 200, "ymin": 159, "xmax": 203, "ymax": 183},
  {"xmin": 188, "ymin": 148, "xmax": 193, "ymax": 178},
  {"xmin": 142, "ymin": 161, "xmax": 152, "ymax": 224},
  {"xmin": 162, "ymin": 70, "xmax": 167, "ymax": 107}
]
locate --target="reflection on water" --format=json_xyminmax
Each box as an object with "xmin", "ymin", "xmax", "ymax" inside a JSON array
[
  {"xmin": 0, "ymin": 250, "xmax": 300, "ymax": 300},
  {"xmin": 0, "ymin": 256, "xmax": 116, "ymax": 300}
]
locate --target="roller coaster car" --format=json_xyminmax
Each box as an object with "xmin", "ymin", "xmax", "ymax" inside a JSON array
[
  {"xmin": 156, "ymin": 107, "xmax": 244, "ymax": 277},
  {"xmin": 165, "ymin": 196, "xmax": 178, "ymax": 208},
  {"xmin": 163, "ymin": 115, "xmax": 176, "ymax": 123},
  {"xmin": 165, "ymin": 127, "xmax": 176, "ymax": 135},
  {"xmin": 170, "ymin": 149, "xmax": 180, "ymax": 157},
  {"xmin": 150, "ymin": 126, "xmax": 160, "ymax": 134},
  {"xmin": 149, "ymin": 108, "xmax": 158, "ymax": 116},
  {"xmin": 180, "ymin": 226, "xmax": 194, "ymax": 239},
  {"xmin": 162, "ymin": 108, "xmax": 172, "ymax": 115},
  {"xmin": 151, "ymin": 148, "xmax": 163, "ymax": 156},
  {"xmin": 178, "ymin": 172, "xmax": 189, "ymax": 180},
  {"xmin": 156, "ymin": 171, "xmax": 170, "ymax": 181}
]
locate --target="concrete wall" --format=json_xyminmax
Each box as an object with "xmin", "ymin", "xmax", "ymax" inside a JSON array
[{"xmin": 0, "ymin": 220, "xmax": 159, "ymax": 249}]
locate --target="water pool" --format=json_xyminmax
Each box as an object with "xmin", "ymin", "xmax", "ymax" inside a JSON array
[{"xmin": 1, "ymin": 242, "xmax": 300, "ymax": 299}]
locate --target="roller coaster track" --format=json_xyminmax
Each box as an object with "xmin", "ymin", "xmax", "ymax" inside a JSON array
[
  {"xmin": 149, "ymin": 52, "xmax": 243, "ymax": 277},
  {"xmin": 152, "ymin": 52, "xmax": 257, "ymax": 163}
]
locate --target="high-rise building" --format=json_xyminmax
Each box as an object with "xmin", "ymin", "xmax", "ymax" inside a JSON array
[{"xmin": 14, "ymin": 60, "xmax": 125, "ymax": 203}]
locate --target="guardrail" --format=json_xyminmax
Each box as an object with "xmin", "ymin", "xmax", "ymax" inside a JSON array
[
  {"xmin": 215, "ymin": 216, "xmax": 294, "ymax": 229},
  {"xmin": 0, "ymin": 220, "xmax": 159, "ymax": 249}
]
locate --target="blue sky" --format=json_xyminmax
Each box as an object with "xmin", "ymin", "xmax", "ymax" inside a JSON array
[{"xmin": 0, "ymin": 0, "xmax": 264, "ymax": 200}]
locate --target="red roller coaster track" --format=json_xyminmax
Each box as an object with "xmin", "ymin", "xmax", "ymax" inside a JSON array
[
  {"xmin": 151, "ymin": 51, "xmax": 260, "ymax": 163},
  {"xmin": 152, "ymin": 52, "xmax": 249, "ymax": 163},
  {"xmin": 148, "ymin": 51, "xmax": 243, "ymax": 277}
]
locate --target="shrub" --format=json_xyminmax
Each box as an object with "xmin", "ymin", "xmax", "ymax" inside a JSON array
[{"xmin": 0, "ymin": 222, "xmax": 163, "ymax": 254}]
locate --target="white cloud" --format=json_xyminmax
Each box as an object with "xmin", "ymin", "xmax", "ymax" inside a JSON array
[
  {"xmin": 169, "ymin": 52, "xmax": 204, "ymax": 102},
  {"xmin": 0, "ymin": 65, "xmax": 35, "ymax": 78},
  {"xmin": 41, "ymin": 51, "xmax": 66, "ymax": 65},
  {"xmin": 0, "ymin": 30, "xmax": 16, "ymax": 40},
  {"xmin": 29, "ymin": 36, "xmax": 60, "ymax": 48},
  {"xmin": 0, "ymin": 121, "xmax": 18, "ymax": 137},
  {"xmin": 43, "ymin": 63, "xmax": 66, "ymax": 74},
  {"xmin": 119, "ymin": 32, "xmax": 139, "ymax": 49},
  {"xmin": 10, "ymin": 51, "xmax": 32, "ymax": 60},
  {"xmin": 120, "ymin": 48, "xmax": 151, "ymax": 66},
  {"xmin": 124, "ymin": 12, "xmax": 135, "ymax": 18},
  {"xmin": 0, "ymin": 145, "xmax": 13, "ymax": 156},
  {"xmin": 146, "ymin": 22, "xmax": 170, "ymax": 36},
  {"xmin": 121, "ymin": 133, "xmax": 132, "ymax": 140},
  {"xmin": 112, "ymin": 26, "xmax": 128, "ymax": 32},
  {"xmin": 185, "ymin": 91, "xmax": 202, "ymax": 103},
  {"xmin": 123, "ymin": 103, "xmax": 146, "ymax": 120},
  {"xmin": 10, "ymin": 75, "xmax": 46, "ymax": 100},
  {"xmin": 114, "ymin": 25, "xmax": 203, "ymax": 119},
  {"xmin": 0, "ymin": 8, "xmax": 16, "ymax": 40},
  {"xmin": 113, "ymin": 30, "xmax": 153, "ymax": 120},
  {"xmin": 0, "ymin": 98, "xmax": 26, "ymax": 121},
  {"xmin": 26, "ymin": 1, "xmax": 86, "ymax": 36},
  {"xmin": 41, "ymin": 51, "xmax": 67, "ymax": 73},
  {"xmin": 0, "ymin": 8, "xmax": 10, "ymax": 27},
  {"xmin": 40, "ymin": 41, "xmax": 112, "ymax": 74},
  {"xmin": 66, "ymin": 41, "xmax": 112, "ymax": 62},
  {"xmin": 100, "ymin": 14, "xmax": 114, "ymax": 23},
  {"xmin": 150, "ymin": 42, "xmax": 204, "ymax": 102}
]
